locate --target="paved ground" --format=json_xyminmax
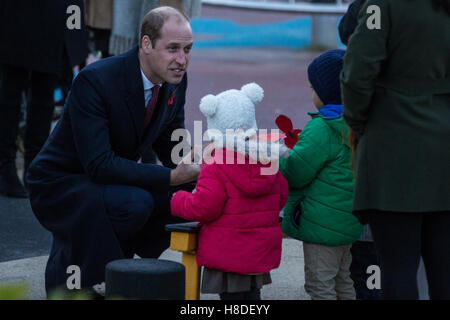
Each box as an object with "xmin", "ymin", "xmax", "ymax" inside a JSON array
[
  {"xmin": 0, "ymin": 239, "xmax": 310, "ymax": 300},
  {"xmin": 0, "ymin": 195, "xmax": 52, "ymax": 263}
]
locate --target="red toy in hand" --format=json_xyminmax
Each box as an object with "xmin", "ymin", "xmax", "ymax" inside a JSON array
[{"xmin": 275, "ymin": 115, "xmax": 302, "ymax": 149}]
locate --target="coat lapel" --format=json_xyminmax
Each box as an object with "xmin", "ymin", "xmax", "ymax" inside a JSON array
[{"xmin": 124, "ymin": 46, "xmax": 146, "ymax": 144}]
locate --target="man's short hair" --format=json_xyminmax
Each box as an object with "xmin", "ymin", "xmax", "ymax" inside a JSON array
[{"xmin": 139, "ymin": 6, "xmax": 190, "ymax": 48}]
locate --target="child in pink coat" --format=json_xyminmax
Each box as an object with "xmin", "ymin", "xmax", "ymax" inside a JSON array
[{"xmin": 171, "ymin": 83, "xmax": 288, "ymax": 300}]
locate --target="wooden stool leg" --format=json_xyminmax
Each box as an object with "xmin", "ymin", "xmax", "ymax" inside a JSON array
[
  {"xmin": 181, "ymin": 251, "xmax": 200, "ymax": 300},
  {"xmin": 169, "ymin": 229, "xmax": 200, "ymax": 300}
]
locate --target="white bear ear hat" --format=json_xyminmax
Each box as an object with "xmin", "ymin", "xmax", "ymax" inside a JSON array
[
  {"xmin": 199, "ymin": 82, "xmax": 264, "ymax": 134},
  {"xmin": 198, "ymin": 82, "xmax": 287, "ymax": 162}
]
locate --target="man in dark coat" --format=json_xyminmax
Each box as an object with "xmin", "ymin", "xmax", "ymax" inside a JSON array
[
  {"xmin": 0, "ymin": 0, "xmax": 88, "ymax": 198},
  {"xmin": 26, "ymin": 6, "xmax": 200, "ymax": 294}
]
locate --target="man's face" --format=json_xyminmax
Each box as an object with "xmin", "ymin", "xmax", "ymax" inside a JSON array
[{"xmin": 142, "ymin": 18, "xmax": 193, "ymax": 85}]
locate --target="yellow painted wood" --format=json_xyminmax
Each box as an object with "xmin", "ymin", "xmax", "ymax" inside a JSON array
[
  {"xmin": 182, "ymin": 251, "xmax": 200, "ymax": 300},
  {"xmin": 170, "ymin": 232, "xmax": 197, "ymax": 252},
  {"xmin": 169, "ymin": 231, "xmax": 200, "ymax": 300}
]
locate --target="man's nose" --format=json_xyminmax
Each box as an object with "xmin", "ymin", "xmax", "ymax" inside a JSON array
[{"xmin": 176, "ymin": 52, "xmax": 188, "ymax": 65}]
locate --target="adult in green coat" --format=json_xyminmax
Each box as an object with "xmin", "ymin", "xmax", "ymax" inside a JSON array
[{"xmin": 341, "ymin": 0, "xmax": 450, "ymax": 299}]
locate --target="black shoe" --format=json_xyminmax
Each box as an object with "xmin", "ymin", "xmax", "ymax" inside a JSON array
[{"xmin": 0, "ymin": 162, "xmax": 28, "ymax": 198}]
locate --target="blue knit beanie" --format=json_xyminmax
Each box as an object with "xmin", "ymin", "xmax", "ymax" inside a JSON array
[{"xmin": 307, "ymin": 49, "xmax": 345, "ymax": 106}]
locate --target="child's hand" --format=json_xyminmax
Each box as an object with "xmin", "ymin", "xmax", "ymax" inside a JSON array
[{"xmin": 279, "ymin": 142, "xmax": 292, "ymax": 158}]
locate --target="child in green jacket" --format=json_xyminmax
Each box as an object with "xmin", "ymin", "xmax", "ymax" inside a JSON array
[{"xmin": 280, "ymin": 49, "xmax": 362, "ymax": 300}]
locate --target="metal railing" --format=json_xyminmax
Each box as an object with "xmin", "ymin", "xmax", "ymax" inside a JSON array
[{"xmin": 201, "ymin": 0, "xmax": 349, "ymax": 14}]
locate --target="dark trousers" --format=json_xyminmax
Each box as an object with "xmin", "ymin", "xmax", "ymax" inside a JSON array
[
  {"xmin": 0, "ymin": 64, "xmax": 56, "ymax": 170},
  {"xmin": 350, "ymin": 241, "xmax": 382, "ymax": 300},
  {"xmin": 366, "ymin": 210, "xmax": 450, "ymax": 300},
  {"xmin": 104, "ymin": 184, "xmax": 188, "ymax": 259}
]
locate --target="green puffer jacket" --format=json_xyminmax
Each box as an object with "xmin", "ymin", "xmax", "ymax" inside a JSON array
[{"xmin": 280, "ymin": 105, "xmax": 362, "ymax": 246}]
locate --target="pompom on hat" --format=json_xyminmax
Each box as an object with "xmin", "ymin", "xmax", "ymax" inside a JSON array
[{"xmin": 307, "ymin": 49, "xmax": 345, "ymax": 106}]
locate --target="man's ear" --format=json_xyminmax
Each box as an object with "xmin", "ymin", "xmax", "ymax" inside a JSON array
[{"xmin": 141, "ymin": 35, "xmax": 152, "ymax": 52}]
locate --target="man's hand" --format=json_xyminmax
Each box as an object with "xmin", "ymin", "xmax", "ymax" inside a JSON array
[
  {"xmin": 169, "ymin": 163, "xmax": 200, "ymax": 186},
  {"xmin": 169, "ymin": 147, "xmax": 201, "ymax": 186}
]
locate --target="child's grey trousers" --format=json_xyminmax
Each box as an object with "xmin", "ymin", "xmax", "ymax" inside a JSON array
[{"xmin": 303, "ymin": 242, "xmax": 356, "ymax": 300}]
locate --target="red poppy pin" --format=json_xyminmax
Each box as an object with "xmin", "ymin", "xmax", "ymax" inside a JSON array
[
  {"xmin": 168, "ymin": 92, "xmax": 176, "ymax": 106},
  {"xmin": 275, "ymin": 114, "xmax": 302, "ymax": 149}
]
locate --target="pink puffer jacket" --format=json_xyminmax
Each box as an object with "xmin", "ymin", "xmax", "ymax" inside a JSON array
[{"xmin": 171, "ymin": 148, "xmax": 288, "ymax": 274}]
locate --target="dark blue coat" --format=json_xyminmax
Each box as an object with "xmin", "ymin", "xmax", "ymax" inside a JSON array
[{"xmin": 26, "ymin": 46, "xmax": 187, "ymax": 292}]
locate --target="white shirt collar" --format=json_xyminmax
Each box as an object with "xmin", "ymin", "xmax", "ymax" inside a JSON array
[{"xmin": 140, "ymin": 68, "xmax": 161, "ymax": 91}]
